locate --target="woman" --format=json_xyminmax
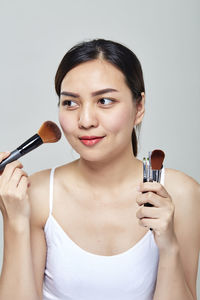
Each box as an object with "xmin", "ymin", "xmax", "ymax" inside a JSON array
[{"xmin": 0, "ymin": 39, "xmax": 199, "ymax": 300}]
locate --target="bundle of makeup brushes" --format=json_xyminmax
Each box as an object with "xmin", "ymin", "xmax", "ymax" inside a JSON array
[
  {"xmin": 143, "ymin": 149, "xmax": 165, "ymax": 183},
  {"xmin": 143, "ymin": 149, "xmax": 165, "ymax": 208}
]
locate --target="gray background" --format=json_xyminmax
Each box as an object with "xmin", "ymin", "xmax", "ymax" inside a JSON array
[{"xmin": 0, "ymin": 0, "xmax": 199, "ymax": 297}]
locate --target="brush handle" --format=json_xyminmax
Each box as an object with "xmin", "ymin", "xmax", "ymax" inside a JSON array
[
  {"xmin": 152, "ymin": 170, "xmax": 157, "ymax": 181},
  {"xmin": 143, "ymin": 160, "xmax": 153, "ymax": 207},
  {"xmin": 144, "ymin": 170, "xmax": 161, "ymax": 207},
  {"xmin": 0, "ymin": 149, "xmax": 21, "ymax": 171},
  {"xmin": 0, "ymin": 134, "xmax": 43, "ymax": 171},
  {"xmin": 143, "ymin": 175, "xmax": 154, "ymax": 207},
  {"xmin": 17, "ymin": 134, "xmax": 42, "ymax": 156}
]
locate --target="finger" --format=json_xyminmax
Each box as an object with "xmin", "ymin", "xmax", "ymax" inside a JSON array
[
  {"xmin": 17, "ymin": 175, "xmax": 29, "ymax": 198},
  {"xmin": 0, "ymin": 152, "xmax": 10, "ymax": 163},
  {"xmin": 0, "ymin": 152, "xmax": 10, "ymax": 175},
  {"xmin": 0, "ymin": 160, "xmax": 23, "ymax": 184},
  {"xmin": 136, "ymin": 206, "xmax": 161, "ymax": 219},
  {"xmin": 136, "ymin": 191, "xmax": 164, "ymax": 207},
  {"xmin": 138, "ymin": 217, "xmax": 159, "ymax": 230},
  {"xmin": 138, "ymin": 182, "xmax": 169, "ymax": 198},
  {"xmin": 7, "ymin": 168, "xmax": 28, "ymax": 189}
]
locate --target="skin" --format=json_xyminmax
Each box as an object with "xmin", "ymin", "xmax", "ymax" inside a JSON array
[{"xmin": 0, "ymin": 59, "xmax": 200, "ymax": 299}]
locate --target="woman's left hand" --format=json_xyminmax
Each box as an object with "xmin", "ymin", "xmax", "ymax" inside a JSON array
[{"xmin": 136, "ymin": 182, "xmax": 178, "ymax": 252}]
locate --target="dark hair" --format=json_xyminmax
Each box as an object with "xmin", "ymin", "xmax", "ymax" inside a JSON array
[{"xmin": 55, "ymin": 39, "xmax": 145, "ymax": 156}]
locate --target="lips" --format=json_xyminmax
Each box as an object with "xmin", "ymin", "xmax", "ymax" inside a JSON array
[
  {"xmin": 79, "ymin": 136, "xmax": 105, "ymax": 146},
  {"xmin": 79, "ymin": 136, "xmax": 105, "ymax": 140}
]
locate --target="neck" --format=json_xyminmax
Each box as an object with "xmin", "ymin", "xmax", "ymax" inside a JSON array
[{"xmin": 74, "ymin": 145, "xmax": 142, "ymax": 192}]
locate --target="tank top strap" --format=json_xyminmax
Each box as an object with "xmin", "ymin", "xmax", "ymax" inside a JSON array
[{"xmin": 49, "ymin": 167, "xmax": 55, "ymax": 216}]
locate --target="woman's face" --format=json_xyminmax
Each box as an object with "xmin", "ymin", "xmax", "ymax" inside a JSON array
[{"xmin": 59, "ymin": 59, "xmax": 144, "ymax": 162}]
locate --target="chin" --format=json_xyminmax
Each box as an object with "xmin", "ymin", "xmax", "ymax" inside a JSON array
[
  {"xmin": 74, "ymin": 148, "xmax": 106, "ymax": 162},
  {"xmin": 80, "ymin": 150, "xmax": 123, "ymax": 165},
  {"xmin": 70, "ymin": 139, "xmax": 127, "ymax": 163},
  {"xmin": 79, "ymin": 153, "xmax": 105, "ymax": 162}
]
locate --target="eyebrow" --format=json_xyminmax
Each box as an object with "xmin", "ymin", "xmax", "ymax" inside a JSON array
[{"xmin": 60, "ymin": 88, "xmax": 119, "ymax": 98}]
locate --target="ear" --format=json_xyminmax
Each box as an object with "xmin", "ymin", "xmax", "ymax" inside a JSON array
[{"xmin": 134, "ymin": 92, "xmax": 145, "ymax": 126}]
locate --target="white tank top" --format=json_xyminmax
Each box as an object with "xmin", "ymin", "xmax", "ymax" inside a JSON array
[{"xmin": 42, "ymin": 168, "xmax": 164, "ymax": 300}]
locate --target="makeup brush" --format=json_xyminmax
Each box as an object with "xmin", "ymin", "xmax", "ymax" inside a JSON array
[
  {"xmin": 151, "ymin": 149, "xmax": 165, "ymax": 182},
  {"xmin": 143, "ymin": 157, "xmax": 147, "ymax": 182},
  {"xmin": 0, "ymin": 121, "xmax": 61, "ymax": 171},
  {"xmin": 144, "ymin": 149, "xmax": 165, "ymax": 208},
  {"xmin": 143, "ymin": 156, "xmax": 152, "ymax": 207}
]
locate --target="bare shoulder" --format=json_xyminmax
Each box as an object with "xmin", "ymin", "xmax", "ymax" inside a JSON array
[
  {"xmin": 164, "ymin": 168, "xmax": 200, "ymax": 206},
  {"xmin": 164, "ymin": 168, "xmax": 200, "ymax": 247},
  {"xmin": 28, "ymin": 169, "xmax": 52, "ymax": 228}
]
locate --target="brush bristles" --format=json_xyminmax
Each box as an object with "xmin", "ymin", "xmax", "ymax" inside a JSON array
[
  {"xmin": 38, "ymin": 121, "xmax": 61, "ymax": 143},
  {"xmin": 151, "ymin": 149, "xmax": 165, "ymax": 170}
]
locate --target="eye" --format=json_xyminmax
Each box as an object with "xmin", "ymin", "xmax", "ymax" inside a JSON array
[
  {"xmin": 62, "ymin": 100, "xmax": 77, "ymax": 107},
  {"xmin": 98, "ymin": 98, "xmax": 114, "ymax": 105}
]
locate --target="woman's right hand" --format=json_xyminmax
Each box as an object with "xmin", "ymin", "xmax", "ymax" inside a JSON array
[{"xmin": 0, "ymin": 152, "xmax": 31, "ymax": 227}]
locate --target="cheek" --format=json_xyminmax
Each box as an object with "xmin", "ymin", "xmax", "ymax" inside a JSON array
[
  {"xmin": 103, "ymin": 107, "xmax": 135, "ymax": 133},
  {"xmin": 59, "ymin": 112, "xmax": 76, "ymax": 134}
]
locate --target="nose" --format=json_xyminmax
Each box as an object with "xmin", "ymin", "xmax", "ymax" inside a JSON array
[{"xmin": 78, "ymin": 104, "xmax": 98, "ymax": 129}]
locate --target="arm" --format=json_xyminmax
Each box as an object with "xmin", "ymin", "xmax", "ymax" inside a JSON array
[
  {"xmin": 153, "ymin": 171, "xmax": 200, "ymax": 300},
  {"xmin": 0, "ymin": 218, "xmax": 40, "ymax": 300},
  {"xmin": 136, "ymin": 169, "xmax": 200, "ymax": 300},
  {"xmin": 0, "ymin": 154, "xmax": 39, "ymax": 299},
  {"xmin": 154, "ymin": 246, "xmax": 196, "ymax": 300},
  {"xmin": 0, "ymin": 153, "xmax": 48, "ymax": 300}
]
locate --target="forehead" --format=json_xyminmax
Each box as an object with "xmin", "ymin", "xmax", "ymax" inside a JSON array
[{"xmin": 61, "ymin": 59, "xmax": 128, "ymax": 92}]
